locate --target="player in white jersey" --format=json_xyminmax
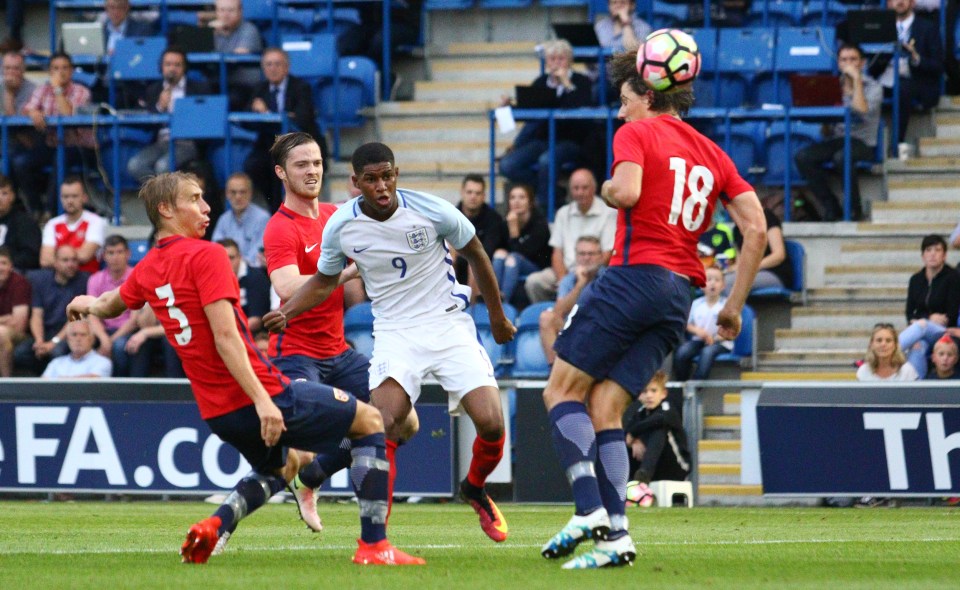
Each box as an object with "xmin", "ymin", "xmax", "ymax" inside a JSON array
[{"xmin": 265, "ymin": 142, "xmax": 517, "ymax": 542}]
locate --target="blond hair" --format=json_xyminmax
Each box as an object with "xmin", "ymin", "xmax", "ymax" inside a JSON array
[
  {"xmin": 647, "ymin": 370, "xmax": 668, "ymax": 391},
  {"xmin": 139, "ymin": 172, "xmax": 199, "ymax": 230},
  {"xmin": 865, "ymin": 324, "xmax": 907, "ymax": 372}
]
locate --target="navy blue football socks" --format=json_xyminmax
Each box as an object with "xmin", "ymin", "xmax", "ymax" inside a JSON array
[
  {"xmin": 596, "ymin": 428, "xmax": 629, "ymax": 540},
  {"xmin": 350, "ymin": 433, "xmax": 389, "ymax": 543},
  {"xmin": 548, "ymin": 401, "xmax": 603, "ymax": 516},
  {"xmin": 214, "ymin": 471, "xmax": 285, "ymax": 536},
  {"xmin": 299, "ymin": 438, "xmax": 352, "ymax": 488}
]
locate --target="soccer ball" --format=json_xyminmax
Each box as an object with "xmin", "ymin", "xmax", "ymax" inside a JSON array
[
  {"xmin": 625, "ymin": 480, "xmax": 655, "ymax": 508},
  {"xmin": 636, "ymin": 28, "xmax": 701, "ymax": 93}
]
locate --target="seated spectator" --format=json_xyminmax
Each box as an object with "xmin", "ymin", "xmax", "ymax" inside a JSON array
[
  {"xmin": 925, "ymin": 334, "xmax": 960, "ymax": 380},
  {"xmin": 672, "ymin": 266, "xmax": 732, "ymax": 381},
  {"xmin": 244, "ymin": 47, "xmax": 324, "ymax": 211},
  {"xmin": 492, "ymin": 183, "xmax": 551, "ymax": 305},
  {"xmin": 794, "ymin": 44, "xmax": 881, "ymax": 222},
  {"xmin": 211, "ymin": 172, "xmax": 269, "ymax": 268},
  {"xmin": 594, "ymin": 0, "xmax": 651, "ymax": 53},
  {"xmin": 85, "ymin": 235, "xmax": 137, "ymax": 361},
  {"xmin": 41, "ymin": 319, "xmax": 112, "ymax": 378},
  {"xmin": 624, "ymin": 370, "xmax": 691, "ymax": 494},
  {"xmin": 218, "ymin": 238, "xmax": 270, "ymax": 333},
  {"xmin": 454, "ymin": 174, "xmax": 507, "ymax": 288},
  {"xmin": 102, "ymin": 0, "xmax": 154, "ymax": 55},
  {"xmin": 724, "ymin": 207, "xmax": 791, "ymax": 294},
  {"xmin": 857, "ymin": 323, "xmax": 919, "ymax": 381},
  {"xmin": 0, "ymin": 0, "xmax": 24, "ymax": 51},
  {"xmin": 40, "ymin": 176, "xmax": 106, "ymax": 274},
  {"xmin": 525, "ymin": 169, "xmax": 616, "ymax": 303},
  {"xmin": 0, "ymin": 173, "xmax": 40, "ymax": 270},
  {"xmin": 210, "ymin": 0, "xmax": 263, "ymax": 109},
  {"xmin": 13, "ymin": 53, "xmax": 95, "ymax": 216},
  {"xmin": 127, "ymin": 48, "xmax": 211, "ymax": 181},
  {"xmin": 865, "ymin": 0, "xmax": 942, "ymax": 149},
  {"xmin": 899, "ymin": 234, "xmax": 960, "ymax": 378},
  {"xmin": 539, "ymin": 235, "xmax": 605, "ymax": 365},
  {"xmin": 1, "ymin": 50, "xmax": 35, "ymax": 117},
  {"xmin": 0, "ymin": 246, "xmax": 30, "ymax": 376},
  {"xmin": 499, "ymin": 40, "xmax": 595, "ymax": 209},
  {"xmin": 14, "ymin": 245, "xmax": 89, "ymax": 374},
  {"xmin": 112, "ymin": 303, "xmax": 183, "ymax": 378}
]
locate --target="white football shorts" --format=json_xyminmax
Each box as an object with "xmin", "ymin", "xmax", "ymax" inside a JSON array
[{"xmin": 368, "ymin": 311, "xmax": 498, "ymax": 415}]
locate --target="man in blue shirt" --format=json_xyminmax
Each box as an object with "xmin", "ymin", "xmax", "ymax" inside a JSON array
[
  {"xmin": 42, "ymin": 319, "xmax": 112, "ymax": 378},
  {"xmin": 211, "ymin": 173, "xmax": 270, "ymax": 268}
]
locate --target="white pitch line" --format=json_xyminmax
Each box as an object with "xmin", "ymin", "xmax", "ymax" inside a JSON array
[{"xmin": 3, "ymin": 537, "xmax": 960, "ymax": 556}]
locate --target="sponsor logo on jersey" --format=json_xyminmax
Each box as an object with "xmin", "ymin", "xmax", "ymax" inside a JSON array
[{"xmin": 305, "ymin": 243, "xmax": 319, "ymax": 253}]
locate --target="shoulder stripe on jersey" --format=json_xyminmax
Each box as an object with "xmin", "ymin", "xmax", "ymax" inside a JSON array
[
  {"xmin": 157, "ymin": 236, "xmax": 185, "ymax": 249},
  {"xmin": 351, "ymin": 198, "xmax": 361, "ymax": 217},
  {"xmin": 278, "ymin": 209, "xmax": 294, "ymax": 220},
  {"xmin": 620, "ymin": 207, "xmax": 632, "ymax": 265},
  {"xmin": 233, "ymin": 307, "xmax": 290, "ymax": 388},
  {"xmin": 397, "ymin": 189, "xmax": 408, "ymax": 208}
]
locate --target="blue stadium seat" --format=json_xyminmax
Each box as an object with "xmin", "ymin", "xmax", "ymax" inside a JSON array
[
  {"xmin": 128, "ymin": 239, "xmax": 150, "ymax": 266},
  {"xmin": 344, "ymin": 302, "xmax": 375, "ymax": 358},
  {"xmin": 749, "ymin": 240, "xmax": 806, "ymax": 303},
  {"xmin": 169, "ymin": 95, "xmax": 229, "ymax": 173},
  {"xmin": 801, "ymin": 0, "xmax": 850, "ymax": 27},
  {"xmin": 480, "ymin": 0, "xmax": 532, "ymax": 7},
  {"xmin": 470, "ymin": 302, "xmax": 518, "ymax": 377},
  {"xmin": 276, "ymin": 7, "xmax": 316, "ymax": 35},
  {"xmin": 540, "ymin": 0, "xmax": 589, "ymax": 7},
  {"xmin": 317, "ymin": 56, "xmax": 377, "ymax": 128},
  {"xmin": 280, "ymin": 33, "xmax": 339, "ymax": 80},
  {"xmin": 242, "ymin": 0, "xmax": 276, "ymax": 23},
  {"xmin": 311, "ymin": 8, "xmax": 362, "ymax": 35},
  {"xmin": 71, "ymin": 69, "xmax": 97, "ymax": 88},
  {"xmin": 762, "ymin": 120, "xmax": 822, "ymax": 186},
  {"xmin": 718, "ymin": 121, "xmax": 764, "ymax": 181},
  {"xmin": 166, "ymin": 10, "xmax": 199, "ymax": 26},
  {"xmin": 688, "ymin": 28, "xmax": 717, "ymax": 107},
  {"xmin": 717, "ymin": 28, "xmax": 774, "ymax": 107},
  {"xmin": 510, "ymin": 301, "xmax": 553, "ymax": 379},
  {"xmin": 756, "ymin": 26, "xmax": 836, "ymax": 105},
  {"xmin": 746, "ymin": 0, "xmax": 804, "ymax": 27},
  {"xmin": 651, "ymin": 3, "xmax": 689, "ymax": 29},
  {"xmin": 209, "ymin": 125, "xmax": 258, "ymax": 188},
  {"xmin": 425, "ymin": 0, "xmax": 474, "ymax": 8},
  {"xmin": 97, "ymin": 125, "xmax": 154, "ymax": 191},
  {"xmin": 107, "ymin": 36, "xmax": 166, "ymax": 106},
  {"xmin": 713, "ymin": 304, "xmax": 756, "ymax": 369}
]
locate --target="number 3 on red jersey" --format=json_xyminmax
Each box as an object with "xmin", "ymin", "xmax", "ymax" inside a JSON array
[
  {"xmin": 668, "ymin": 157, "xmax": 714, "ymax": 232},
  {"xmin": 155, "ymin": 283, "xmax": 192, "ymax": 345}
]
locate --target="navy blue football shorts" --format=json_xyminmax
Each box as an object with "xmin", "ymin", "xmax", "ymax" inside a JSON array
[
  {"xmin": 205, "ymin": 380, "xmax": 358, "ymax": 474},
  {"xmin": 272, "ymin": 348, "xmax": 371, "ymax": 402},
  {"xmin": 553, "ymin": 264, "xmax": 691, "ymax": 398}
]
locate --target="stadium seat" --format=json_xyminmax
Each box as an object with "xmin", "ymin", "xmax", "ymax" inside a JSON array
[
  {"xmin": 651, "ymin": 2, "xmax": 690, "ymax": 29},
  {"xmin": 97, "ymin": 125, "xmax": 154, "ymax": 192},
  {"xmin": 107, "ymin": 36, "xmax": 166, "ymax": 106},
  {"xmin": 128, "ymin": 239, "xmax": 150, "ymax": 265},
  {"xmin": 762, "ymin": 120, "xmax": 822, "ymax": 186},
  {"xmin": 344, "ymin": 302, "xmax": 375, "ymax": 358},
  {"xmin": 649, "ymin": 480, "xmax": 694, "ymax": 508},
  {"xmin": 470, "ymin": 302, "xmax": 518, "ymax": 377},
  {"xmin": 209, "ymin": 124, "xmax": 258, "ymax": 188},
  {"xmin": 801, "ymin": 0, "xmax": 850, "ymax": 27},
  {"xmin": 169, "ymin": 95, "xmax": 229, "ymax": 173},
  {"xmin": 317, "ymin": 56, "xmax": 377, "ymax": 128},
  {"xmin": 480, "ymin": 0, "xmax": 532, "ymax": 7},
  {"xmin": 425, "ymin": 0, "xmax": 474, "ymax": 9},
  {"xmin": 539, "ymin": 0, "xmax": 589, "ymax": 7},
  {"xmin": 750, "ymin": 240, "xmax": 806, "ymax": 304},
  {"xmin": 756, "ymin": 26, "xmax": 836, "ymax": 105},
  {"xmin": 242, "ymin": 0, "xmax": 276, "ymax": 23},
  {"xmin": 718, "ymin": 121, "xmax": 764, "ymax": 181},
  {"xmin": 717, "ymin": 28, "xmax": 774, "ymax": 107},
  {"xmin": 280, "ymin": 33, "xmax": 339, "ymax": 80},
  {"xmin": 510, "ymin": 301, "xmax": 553, "ymax": 379},
  {"xmin": 311, "ymin": 8, "xmax": 362, "ymax": 35},
  {"xmin": 746, "ymin": 0, "xmax": 804, "ymax": 27},
  {"xmin": 688, "ymin": 28, "xmax": 717, "ymax": 107},
  {"xmin": 166, "ymin": 10, "xmax": 199, "ymax": 26},
  {"xmin": 713, "ymin": 303, "xmax": 756, "ymax": 369},
  {"xmin": 276, "ymin": 7, "xmax": 316, "ymax": 35}
]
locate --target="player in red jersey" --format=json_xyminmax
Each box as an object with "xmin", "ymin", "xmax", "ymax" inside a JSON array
[
  {"xmin": 67, "ymin": 172, "xmax": 424, "ymax": 566},
  {"xmin": 539, "ymin": 48, "xmax": 768, "ymax": 569}
]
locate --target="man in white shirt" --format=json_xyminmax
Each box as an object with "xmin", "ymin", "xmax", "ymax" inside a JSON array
[{"xmin": 41, "ymin": 319, "xmax": 112, "ymax": 378}]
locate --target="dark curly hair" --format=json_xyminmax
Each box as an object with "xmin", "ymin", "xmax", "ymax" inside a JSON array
[{"xmin": 609, "ymin": 50, "xmax": 695, "ymax": 117}]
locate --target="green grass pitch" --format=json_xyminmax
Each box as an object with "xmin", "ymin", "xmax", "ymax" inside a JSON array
[{"xmin": 0, "ymin": 501, "xmax": 958, "ymax": 589}]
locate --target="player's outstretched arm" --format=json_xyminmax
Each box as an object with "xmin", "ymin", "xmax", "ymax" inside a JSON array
[
  {"xmin": 457, "ymin": 236, "xmax": 517, "ymax": 344},
  {"xmin": 67, "ymin": 288, "xmax": 127, "ymax": 322},
  {"xmin": 601, "ymin": 161, "xmax": 643, "ymax": 209},
  {"xmin": 205, "ymin": 298, "xmax": 286, "ymax": 446},
  {"xmin": 717, "ymin": 191, "xmax": 767, "ymax": 341},
  {"xmin": 263, "ymin": 271, "xmax": 341, "ymax": 333}
]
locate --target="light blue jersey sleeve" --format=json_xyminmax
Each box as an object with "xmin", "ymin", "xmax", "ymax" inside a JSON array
[
  {"xmin": 399, "ymin": 188, "xmax": 476, "ymax": 250},
  {"xmin": 316, "ymin": 198, "xmax": 360, "ymax": 276}
]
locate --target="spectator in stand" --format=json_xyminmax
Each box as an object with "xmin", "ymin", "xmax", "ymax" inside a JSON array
[
  {"xmin": 14, "ymin": 245, "xmax": 89, "ymax": 374},
  {"xmin": 794, "ymin": 44, "xmax": 881, "ymax": 222},
  {"xmin": 112, "ymin": 302, "xmax": 184, "ymax": 378},
  {"xmin": 13, "ymin": 53, "xmax": 95, "ymax": 217},
  {"xmin": 899, "ymin": 234, "xmax": 960, "ymax": 378},
  {"xmin": 499, "ymin": 40, "xmax": 595, "ymax": 209},
  {"xmin": 211, "ymin": 172, "xmax": 270, "ymax": 268},
  {"xmin": 0, "ymin": 0, "xmax": 25, "ymax": 51},
  {"xmin": 454, "ymin": 174, "xmax": 508, "ymax": 288},
  {"xmin": 102, "ymin": 0, "xmax": 154, "ymax": 55},
  {"xmin": 218, "ymin": 238, "xmax": 271, "ymax": 333},
  {"xmin": 245, "ymin": 47, "xmax": 324, "ymax": 211},
  {"xmin": 492, "ymin": 184, "xmax": 551, "ymax": 306},
  {"xmin": 127, "ymin": 48, "xmax": 211, "ymax": 181},
  {"xmin": 524, "ymin": 169, "xmax": 616, "ymax": 303},
  {"xmin": 594, "ymin": 0, "xmax": 652, "ymax": 53},
  {"xmin": 539, "ymin": 235, "xmax": 605, "ymax": 365},
  {"xmin": 623, "ymin": 370, "xmax": 691, "ymax": 501},
  {"xmin": 0, "ymin": 246, "xmax": 30, "ymax": 376},
  {"xmin": 210, "ymin": 0, "xmax": 263, "ymax": 109},
  {"xmin": 39, "ymin": 176, "xmax": 106, "ymax": 275},
  {"xmin": 85, "ymin": 235, "xmax": 137, "ymax": 362},
  {"xmin": 41, "ymin": 319, "xmax": 112, "ymax": 378},
  {"xmin": 724, "ymin": 207, "xmax": 792, "ymax": 295},
  {"xmin": 857, "ymin": 323, "xmax": 919, "ymax": 381},
  {"xmin": 926, "ymin": 334, "xmax": 960, "ymax": 380},
  {"xmin": 672, "ymin": 266, "xmax": 732, "ymax": 381},
  {"xmin": 1, "ymin": 51, "xmax": 34, "ymax": 116},
  {"xmin": 866, "ymin": 0, "xmax": 943, "ymax": 148},
  {"xmin": 0, "ymin": 174, "xmax": 40, "ymax": 271}
]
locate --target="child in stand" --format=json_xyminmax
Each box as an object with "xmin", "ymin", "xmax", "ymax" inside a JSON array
[
  {"xmin": 925, "ymin": 335, "xmax": 960, "ymax": 380},
  {"xmin": 672, "ymin": 266, "xmax": 732, "ymax": 381},
  {"xmin": 624, "ymin": 371, "xmax": 691, "ymax": 506}
]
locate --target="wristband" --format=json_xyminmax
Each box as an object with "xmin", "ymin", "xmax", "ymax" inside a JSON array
[{"xmin": 51, "ymin": 336, "xmax": 61, "ymax": 344}]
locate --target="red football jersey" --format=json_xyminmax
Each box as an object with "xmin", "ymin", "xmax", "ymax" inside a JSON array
[
  {"xmin": 263, "ymin": 203, "xmax": 348, "ymax": 359},
  {"xmin": 119, "ymin": 236, "xmax": 288, "ymax": 419},
  {"xmin": 609, "ymin": 115, "xmax": 754, "ymax": 287}
]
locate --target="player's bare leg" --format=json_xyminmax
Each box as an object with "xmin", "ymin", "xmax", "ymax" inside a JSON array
[
  {"xmin": 370, "ymin": 378, "xmax": 420, "ymax": 519},
  {"xmin": 458, "ymin": 386, "xmax": 509, "ymax": 542},
  {"xmin": 540, "ymin": 360, "xmax": 612, "ymax": 561},
  {"xmin": 346, "ymin": 400, "xmax": 425, "ymax": 565}
]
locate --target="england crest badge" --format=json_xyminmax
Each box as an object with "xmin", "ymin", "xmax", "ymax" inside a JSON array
[{"xmin": 406, "ymin": 227, "xmax": 429, "ymax": 251}]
